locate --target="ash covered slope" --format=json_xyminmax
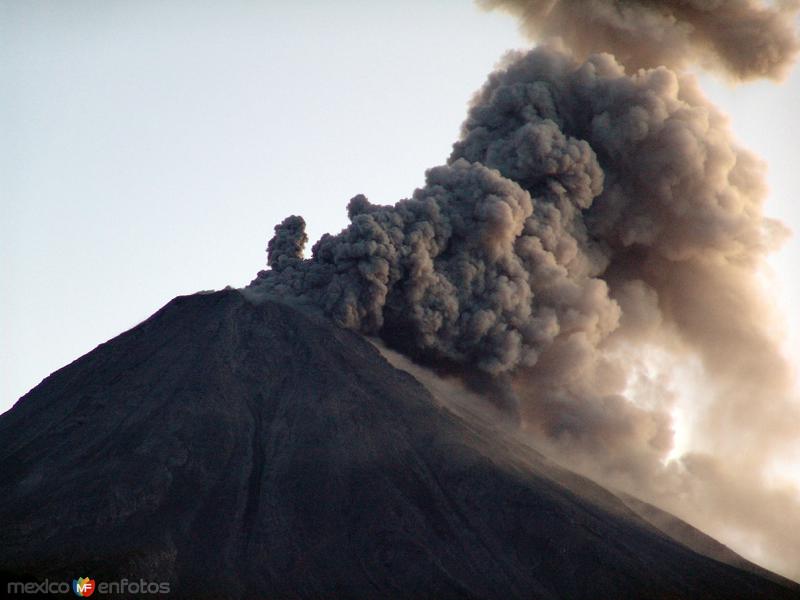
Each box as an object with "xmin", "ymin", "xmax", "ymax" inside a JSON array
[{"xmin": 0, "ymin": 290, "xmax": 795, "ymax": 599}]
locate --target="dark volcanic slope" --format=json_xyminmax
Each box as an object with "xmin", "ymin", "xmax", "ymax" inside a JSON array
[{"xmin": 0, "ymin": 290, "xmax": 796, "ymax": 599}]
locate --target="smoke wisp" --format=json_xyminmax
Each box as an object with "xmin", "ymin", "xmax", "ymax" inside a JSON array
[{"xmin": 248, "ymin": 2, "xmax": 800, "ymax": 579}]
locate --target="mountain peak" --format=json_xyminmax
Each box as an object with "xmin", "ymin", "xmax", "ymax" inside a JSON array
[{"xmin": 1, "ymin": 290, "xmax": 796, "ymax": 599}]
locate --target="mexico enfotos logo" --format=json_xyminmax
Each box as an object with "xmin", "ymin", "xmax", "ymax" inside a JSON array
[{"xmin": 7, "ymin": 577, "xmax": 170, "ymax": 596}]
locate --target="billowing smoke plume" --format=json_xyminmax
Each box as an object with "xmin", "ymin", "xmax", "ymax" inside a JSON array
[
  {"xmin": 249, "ymin": 2, "xmax": 800, "ymax": 580},
  {"xmin": 252, "ymin": 47, "xmax": 779, "ymax": 391},
  {"xmin": 480, "ymin": 0, "xmax": 800, "ymax": 80}
]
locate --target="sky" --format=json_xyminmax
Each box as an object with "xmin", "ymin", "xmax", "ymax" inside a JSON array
[{"xmin": 2, "ymin": 0, "xmax": 800, "ymax": 441}]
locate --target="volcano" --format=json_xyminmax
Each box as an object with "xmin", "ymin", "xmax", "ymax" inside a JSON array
[{"xmin": 0, "ymin": 289, "xmax": 796, "ymax": 599}]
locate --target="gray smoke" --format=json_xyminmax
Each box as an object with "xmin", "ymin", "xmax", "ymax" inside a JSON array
[
  {"xmin": 480, "ymin": 0, "xmax": 800, "ymax": 80},
  {"xmin": 251, "ymin": 46, "xmax": 779, "ymax": 391},
  {"xmin": 248, "ymin": 6, "xmax": 800, "ymax": 580},
  {"xmin": 267, "ymin": 215, "xmax": 308, "ymax": 270},
  {"xmin": 254, "ymin": 156, "xmax": 610, "ymax": 377}
]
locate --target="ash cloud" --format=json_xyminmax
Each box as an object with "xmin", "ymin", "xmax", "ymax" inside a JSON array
[
  {"xmin": 480, "ymin": 0, "xmax": 800, "ymax": 80},
  {"xmin": 249, "ymin": 4, "xmax": 800, "ymax": 580},
  {"xmin": 251, "ymin": 46, "xmax": 780, "ymax": 397}
]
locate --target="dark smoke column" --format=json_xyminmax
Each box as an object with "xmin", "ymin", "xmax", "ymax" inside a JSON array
[{"xmin": 266, "ymin": 215, "xmax": 307, "ymax": 270}]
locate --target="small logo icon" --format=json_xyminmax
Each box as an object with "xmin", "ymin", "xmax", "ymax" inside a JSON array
[{"xmin": 72, "ymin": 577, "xmax": 95, "ymax": 597}]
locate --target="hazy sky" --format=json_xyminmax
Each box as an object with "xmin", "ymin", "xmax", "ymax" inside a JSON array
[{"xmin": 2, "ymin": 0, "xmax": 800, "ymax": 430}]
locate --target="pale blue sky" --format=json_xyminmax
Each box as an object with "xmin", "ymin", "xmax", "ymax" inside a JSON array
[{"xmin": 2, "ymin": 1, "xmax": 800, "ymax": 421}]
